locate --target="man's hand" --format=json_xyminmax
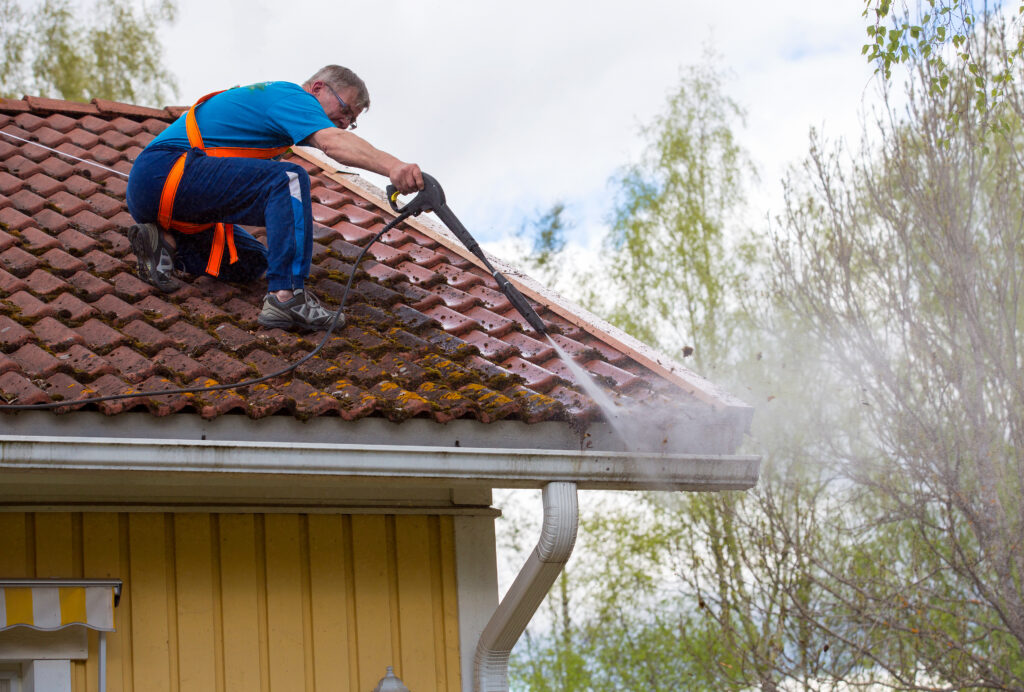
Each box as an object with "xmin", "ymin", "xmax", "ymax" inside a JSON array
[{"xmin": 389, "ymin": 163, "xmax": 424, "ymax": 195}]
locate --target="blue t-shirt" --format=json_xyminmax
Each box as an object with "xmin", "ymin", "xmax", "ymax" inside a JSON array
[{"xmin": 149, "ymin": 81, "xmax": 334, "ymax": 150}]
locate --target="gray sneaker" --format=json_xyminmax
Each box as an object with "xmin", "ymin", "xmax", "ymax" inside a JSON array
[
  {"xmin": 258, "ymin": 289, "xmax": 340, "ymax": 331},
  {"xmin": 127, "ymin": 223, "xmax": 178, "ymax": 292}
]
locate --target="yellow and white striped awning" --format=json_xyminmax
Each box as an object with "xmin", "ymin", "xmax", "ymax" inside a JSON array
[{"xmin": 0, "ymin": 580, "xmax": 120, "ymax": 632}]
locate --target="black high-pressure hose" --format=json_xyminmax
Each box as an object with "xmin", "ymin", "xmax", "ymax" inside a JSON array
[
  {"xmin": 0, "ymin": 206, "xmax": 416, "ymax": 412},
  {"xmin": 386, "ymin": 173, "xmax": 550, "ymax": 336}
]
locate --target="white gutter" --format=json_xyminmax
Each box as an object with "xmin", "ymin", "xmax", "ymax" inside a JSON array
[
  {"xmin": 474, "ymin": 482, "xmax": 578, "ymax": 692},
  {"xmin": 0, "ymin": 435, "xmax": 759, "ymax": 491}
]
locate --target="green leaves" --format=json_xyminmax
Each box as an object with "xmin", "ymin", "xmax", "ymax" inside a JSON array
[
  {"xmin": 0, "ymin": 0, "xmax": 178, "ymax": 105},
  {"xmin": 862, "ymin": 0, "xmax": 1024, "ymax": 119},
  {"xmin": 600, "ymin": 58, "xmax": 753, "ymax": 366}
]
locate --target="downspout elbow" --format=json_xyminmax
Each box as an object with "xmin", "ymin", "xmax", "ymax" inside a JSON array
[{"xmin": 473, "ymin": 482, "xmax": 578, "ymax": 692}]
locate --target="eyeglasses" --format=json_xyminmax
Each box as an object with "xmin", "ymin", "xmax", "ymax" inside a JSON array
[{"xmin": 324, "ymin": 83, "xmax": 358, "ymax": 130}]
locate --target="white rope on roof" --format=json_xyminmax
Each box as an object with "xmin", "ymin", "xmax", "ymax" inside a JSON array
[{"xmin": 0, "ymin": 128, "xmax": 130, "ymax": 179}]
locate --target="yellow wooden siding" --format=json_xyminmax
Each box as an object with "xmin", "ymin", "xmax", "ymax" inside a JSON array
[{"xmin": 0, "ymin": 512, "xmax": 461, "ymax": 692}]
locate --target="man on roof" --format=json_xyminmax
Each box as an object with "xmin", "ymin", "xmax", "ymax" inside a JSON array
[{"xmin": 125, "ymin": 65, "xmax": 423, "ymax": 331}]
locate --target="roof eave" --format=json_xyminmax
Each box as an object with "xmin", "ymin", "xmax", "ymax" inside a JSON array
[{"xmin": 0, "ymin": 434, "xmax": 760, "ymax": 492}]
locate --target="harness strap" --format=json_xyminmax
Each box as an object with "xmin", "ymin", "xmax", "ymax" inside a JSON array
[{"xmin": 156, "ymin": 89, "xmax": 289, "ymax": 277}]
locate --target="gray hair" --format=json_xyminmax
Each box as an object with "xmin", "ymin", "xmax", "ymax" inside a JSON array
[{"xmin": 304, "ymin": 65, "xmax": 370, "ymax": 112}]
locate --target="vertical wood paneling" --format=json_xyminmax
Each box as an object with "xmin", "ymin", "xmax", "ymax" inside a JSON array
[
  {"xmin": 217, "ymin": 514, "xmax": 262, "ymax": 692},
  {"xmin": 34, "ymin": 513, "xmax": 72, "ymax": 577},
  {"xmin": 118, "ymin": 515, "xmax": 134, "ymax": 692},
  {"xmin": 0, "ymin": 513, "xmax": 29, "ymax": 576},
  {"xmin": 351, "ymin": 515, "xmax": 392, "ymax": 691},
  {"xmin": 429, "ymin": 516, "xmax": 450, "ymax": 689},
  {"xmin": 342, "ymin": 517, "xmax": 360, "ymax": 691},
  {"xmin": 127, "ymin": 513, "xmax": 171, "ymax": 692},
  {"xmin": 173, "ymin": 514, "xmax": 217, "ymax": 690},
  {"xmin": 440, "ymin": 516, "xmax": 462, "ymax": 691},
  {"xmin": 395, "ymin": 516, "xmax": 439, "ymax": 689},
  {"xmin": 263, "ymin": 514, "xmax": 305, "ymax": 692},
  {"xmin": 307, "ymin": 515, "xmax": 352, "ymax": 689},
  {"xmin": 4, "ymin": 510, "xmax": 463, "ymax": 692},
  {"xmin": 82, "ymin": 514, "xmax": 123, "ymax": 692}
]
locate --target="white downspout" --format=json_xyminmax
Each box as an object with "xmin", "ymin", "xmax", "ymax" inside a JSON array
[{"xmin": 473, "ymin": 481, "xmax": 578, "ymax": 692}]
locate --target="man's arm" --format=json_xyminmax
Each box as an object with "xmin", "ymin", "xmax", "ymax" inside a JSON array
[{"xmin": 307, "ymin": 127, "xmax": 423, "ymax": 194}]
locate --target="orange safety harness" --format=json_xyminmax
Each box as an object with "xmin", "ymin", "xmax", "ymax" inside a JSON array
[{"xmin": 156, "ymin": 90, "xmax": 291, "ymax": 276}]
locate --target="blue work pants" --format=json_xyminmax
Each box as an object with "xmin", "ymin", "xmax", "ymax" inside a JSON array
[{"xmin": 126, "ymin": 145, "xmax": 313, "ymax": 291}]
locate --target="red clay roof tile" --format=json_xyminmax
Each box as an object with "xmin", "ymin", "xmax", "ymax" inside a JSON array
[
  {"xmin": 464, "ymin": 305, "xmax": 515, "ymax": 337},
  {"xmin": 20, "ymin": 227, "xmax": 60, "ymax": 252},
  {"xmin": 91, "ymin": 293, "xmax": 142, "ymax": 324},
  {"xmin": 164, "ymin": 320, "xmax": 216, "ymax": 354},
  {"xmin": 462, "ymin": 330, "xmax": 518, "ymax": 361},
  {"xmin": 68, "ymin": 271, "xmax": 113, "ymax": 300},
  {"xmin": 110, "ymin": 271, "xmax": 155, "ymax": 301},
  {"xmin": 48, "ymin": 191, "xmax": 88, "ymax": 215},
  {"xmin": 212, "ymin": 323, "xmax": 257, "ymax": 353},
  {"xmin": 23, "ymin": 97, "xmax": 97, "ymax": 117},
  {"xmin": 77, "ymin": 317, "xmax": 127, "ymax": 352},
  {"xmin": 11, "ymin": 342, "xmax": 61, "ymax": 377},
  {"xmin": 197, "ymin": 349, "xmax": 251, "ymax": 383},
  {"xmin": 31, "ymin": 315, "xmax": 84, "ymax": 350},
  {"xmin": 41, "ymin": 248, "xmax": 86, "ymax": 276},
  {"xmin": 37, "ymin": 156, "xmax": 75, "ymax": 180},
  {"xmin": 503, "ymin": 331, "xmax": 554, "ymax": 363},
  {"xmin": 0, "ymin": 371, "xmax": 48, "ymax": 404},
  {"xmin": 153, "ymin": 347, "xmax": 209, "ymax": 381},
  {"xmin": 6, "ymin": 290, "xmax": 57, "ymax": 319},
  {"xmin": 13, "ymin": 113, "xmax": 46, "ymax": 130},
  {"xmin": 60, "ymin": 344, "xmax": 113, "ymax": 380},
  {"xmin": 80, "ymin": 249, "xmax": 125, "ymax": 276},
  {"xmin": 426, "ymin": 283, "xmax": 477, "ymax": 311},
  {"xmin": 0, "ymin": 267, "xmax": 26, "ymax": 294},
  {"xmin": 0, "ymin": 315, "xmax": 32, "ymax": 350},
  {"xmin": 49, "ymin": 292, "xmax": 96, "ymax": 322},
  {"xmin": 28, "ymin": 127, "xmax": 67, "ymax": 150},
  {"xmin": 0, "ymin": 205, "xmax": 35, "ymax": 230},
  {"xmin": 106, "ymin": 344, "xmax": 157, "ymax": 383},
  {"xmin": 121, "ymin": 319, "xmax": 173, "ymax": 354},
  {"xmin": 583, "ymin": 358, "xmax": 644, "ymax": 390},
  {"xmin": 63, "ymin": 174, "xmax": 100, "ymax": 197},
  {"xmin": 422, "ymin": 304, "xmax": 480, "ymax": 335},
  {"xmin": 0, "ymin": 171, "xmax": 22, "ymax": 195},
  {"xmin": 32, "ymin": 208, "xmax": 71, "ymax": 233},
  {"xmin": 501, "ymin": 356, "xmax": 559, "ymax": 392},
  {"xmin": 42, "ymin": 114, "xmax": 78, "ymax": 133}
]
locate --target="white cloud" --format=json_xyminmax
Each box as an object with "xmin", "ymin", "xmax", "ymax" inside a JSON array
[{"xmin": 162, "ymin": 1, "xmax": 876, "ymax": 246}]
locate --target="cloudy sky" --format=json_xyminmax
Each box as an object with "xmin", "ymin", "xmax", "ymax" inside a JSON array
[{"xmin": 163, "ymin": 1, "xmax": 877, "ymax": 252}]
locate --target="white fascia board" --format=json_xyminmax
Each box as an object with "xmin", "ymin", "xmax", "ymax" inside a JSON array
[{"xmin": 0, "ymin": 435, "xmax": 760, "ymax": 491}]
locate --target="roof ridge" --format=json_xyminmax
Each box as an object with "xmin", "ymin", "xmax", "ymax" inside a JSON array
[{"xmin": 0, "ymin": 95, "xmax": 181, "ymax": 122}]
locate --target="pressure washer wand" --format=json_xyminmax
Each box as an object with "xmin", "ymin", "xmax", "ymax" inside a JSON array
[{"xmin": 387, "ymin": 174, "xmax": 549, "ymax": 336}]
